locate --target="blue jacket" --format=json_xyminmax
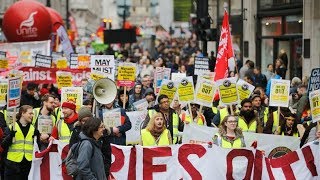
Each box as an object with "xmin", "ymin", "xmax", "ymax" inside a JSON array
[{"xmin": 266, "ymin": 74, "xmax": 281, "ymax": 97}]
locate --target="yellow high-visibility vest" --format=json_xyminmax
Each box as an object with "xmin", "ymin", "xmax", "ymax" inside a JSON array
[
  {"xmin": 180, "ymin": 112, "xmax": 204, "ymax": 125},
  {"xmin": 215, "ymin": 133, "xmax": 243, "ymax": 148},
  {"xmin": 57, "ymin": 119, "xmax": 72, "ymax": 142},
  {"xmin": 32, "ymin": 108, "xmax": 57, "ymax": 127},
  {"xmin": 141, "ymin": 129, "xmax": 170, "ymax": 146},
  {"xmin": 272, "ymin": 111, "xmax": 280, "ymax": 133},
  {"xmin": 147, "ymin": 109, "xmax": 180, "ymax": 144},
  {"xmin": 238, "ymin": 117, "xmax": 257, "ymax": 133},
  {"xmin": 7, "ymin": 122, "xmax": 35, "ymax": 162}
]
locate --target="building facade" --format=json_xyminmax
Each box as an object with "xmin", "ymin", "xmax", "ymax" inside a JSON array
[{"xmin": 211, "ymin": 0, "xmax": 319, "ymax": 79}]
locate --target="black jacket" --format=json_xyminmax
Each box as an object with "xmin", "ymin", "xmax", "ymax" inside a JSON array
[{"xmin": 20, "ymin": 91, "xmax": 41, "ymax": 108}]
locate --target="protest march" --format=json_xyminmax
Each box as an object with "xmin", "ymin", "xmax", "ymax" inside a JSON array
[{"xmin": 0, "ymin": 1, "xmax": 320, "ymax": 180}]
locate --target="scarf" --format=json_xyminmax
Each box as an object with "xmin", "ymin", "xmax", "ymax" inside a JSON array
[
  {"xmin": 64, "ymin": 113, "xmax": 78, "ymax": 124},
  {"xmin": 150, "ymin": 127, "xmax": 164, "ymax": 140}
]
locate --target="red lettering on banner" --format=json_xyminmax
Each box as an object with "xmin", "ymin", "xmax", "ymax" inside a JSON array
[
  {"xmin": 178, "ymin": 144, "xmax": 206, "ymax": 179},
  {"xmin": 270, "ymin": 151, "xmax": 299, "ymax": 180},
  {"xmin": 110, "ymin": 146, "xmax": 125, "ymax": 174},
  {"xmin": 253, "ymin": 150, "xmax": 263, "ymax": 179},
  {"xmin": 128, "ymin": 147, "xmax": 136, "ymax": 180},
  {"xmin": 143, "ymin": 147, "xmax": 172, "ymax": 180},
  {"xmin": 226, "ymin": 149, "xmax": 254, "ymax": 180},
  {"xmin": 265, "ymin": 157, "xmax": 275, "ymax": 180},
  {"xmin": 301, "ymin": 146, "xmax": 318, "ymax": 176}
]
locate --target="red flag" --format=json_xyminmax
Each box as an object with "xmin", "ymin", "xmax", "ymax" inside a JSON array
[{"xmin": 213, "ymin": 10, "xmax": 234, "ymax": 100}]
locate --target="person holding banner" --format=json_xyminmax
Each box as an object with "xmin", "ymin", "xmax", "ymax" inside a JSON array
[
  {"xmin": 140, "ymin": 112, "xmax": 172, "ymax": 146},
  {"xmin": 1, "ymin": 105, "xmax": 39, "ymax": 180},
  {"xmin": 212, "ymin": 115, "xmax": 246, "ymax": 148}
]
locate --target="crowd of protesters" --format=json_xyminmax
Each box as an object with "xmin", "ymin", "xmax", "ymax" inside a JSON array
[{"xmin": 0, "ymin": 31, "xmax": 319, "ymax": 179}]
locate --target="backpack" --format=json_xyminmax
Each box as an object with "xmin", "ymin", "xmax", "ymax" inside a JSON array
[{"xmin": 64, "ymin": 139, "xmax": 94, "ymax": 177}]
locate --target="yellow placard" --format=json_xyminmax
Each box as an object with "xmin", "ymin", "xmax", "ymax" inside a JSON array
[
  {"xmin": 56, "ymin": 59, "xmax": 68, "ymax": 69},
  {"xmin": 219, "ymin": 84, "xmax": 237, "ymax": 104},
  {"xmin": 271, "ymin": 84, "xmax": 289, "ymax": 102},
  {"xmin": 311, "ymin": 96, "xmax": 320, "ymax": 117},
  {"xmin": 0, "ymin": 84, "xmax": 8, "ymax": 104},
  {"xmin": 78, "ymin": 55, "xmax": 90, "ymax": 69},
  {"xmin": 178, "ymin": 80, "xmax": 194, "ymax": 102},
  {"xmin": 19, "ymin": 51, "xmax": 31, "ymax": 64},
  {"xmin": 237, "ymin": 85, "xmax": 251, "ymax": 101},
  {"xmin": 117, "ymin": 66, "xmax": 136, "ymax": 81},
  {"xmin": 0, "ymin": 59, "xmax": 8, "ymax": 69},
  {"xmin": 61, "ymin": 87, "xmax": 83, "ymax": 111},
  {"xmin": 159, "ymin": 82, "xmax": 177, "ymax": 104},
  {"xmin": 196, "ymin": 83, "xmax": 213, "ymax": 101},
  {"xmin": 57, "ymin": 75, "xmax": 72, "ymax": 89},
  {"xmin": 90, "ymin": 73, "xmax": 105, "ymax": 81}
]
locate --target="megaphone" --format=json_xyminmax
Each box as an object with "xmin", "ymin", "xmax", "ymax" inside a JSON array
[{"xmin": 93, "ymin": 78, "xmax": 117, "ymax": 105}]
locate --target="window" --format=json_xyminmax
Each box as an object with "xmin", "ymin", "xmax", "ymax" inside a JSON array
[
  {"xmin": 231, "ymin": 0, "xmax": 241, "ymax": 15},
  {"xmin": 285, "ymin": 15, "xmax": 302, "ymax": 34},
  {"xmin": 261, "ymin": 17, "xmax": 282, "ymax": 36},
  {"xmin": 261, "ymin": 39, "xmax": 274, "ymax": 72}
]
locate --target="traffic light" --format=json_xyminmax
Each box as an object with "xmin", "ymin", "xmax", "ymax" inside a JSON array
[{"xmin": 194, "ymin": 16, "xmax": 216, "ymax": 41}]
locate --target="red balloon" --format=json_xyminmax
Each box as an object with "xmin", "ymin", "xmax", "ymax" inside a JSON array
[
  {"xmin": 2, "ymin": 0, "xmax": 52, "ymax": 42},
  {"xmin": 46, "ymin": 7, "xmax": 64, "ymax": 32}
]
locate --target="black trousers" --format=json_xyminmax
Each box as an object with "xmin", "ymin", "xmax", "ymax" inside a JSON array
[{"xmin": 4, "ymin": 158, "xmax": 31, "ymax": 180}]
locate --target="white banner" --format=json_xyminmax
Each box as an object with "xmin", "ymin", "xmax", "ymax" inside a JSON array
[
  {"xmin": 29, "ymin": 139, "xmax": 320, "ymax": 180},
  {"xmin": 182, "ymin": 123, "xmax": 300, "ymax": 157}
]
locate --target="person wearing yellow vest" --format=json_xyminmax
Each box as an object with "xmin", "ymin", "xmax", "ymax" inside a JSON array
[
  {"xmin": 142, "ymin": 94, "xmax": 183, "ymax": 144},
  {"xmin": 51, "ymin": 101, "xmax": 78, "ymax": 143},
  {"xmin": 32, "ymin": 94, "xmax": 57, "ymax": 150},
  {"xmin": 141, "ymin": 112, "xmax": 172, "ymax": 146},
  {"xmin": 238, "ymin": 99, "xmax": 263, "ymax": 133},
  {"xmin": 251, "ymin": 94, "xmax": 269, "ymax": 128},
  {"xmin": 275, "ymin": 112, "xmax": 299, "ymax": 137},
  {"xmin": 212, "ymin": 115, "xmax": 246, "ymax": 148},
  {"xmin": 212, "ymin": 104, "xmax": 238, "ymax": 126},
  {"xmin": 180, "ymin": 103, "xmax": 205, "ymax": 126},
  {"xmin": 1, "ymin": 105, "xmax": 39, "ymax": 180}
]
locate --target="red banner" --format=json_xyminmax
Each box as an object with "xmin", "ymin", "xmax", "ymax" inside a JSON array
[{"xmin": 20, "ymin": 67, "xmax": 90, "ymax": 86}]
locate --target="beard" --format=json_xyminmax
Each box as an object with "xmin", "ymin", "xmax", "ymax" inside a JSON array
[{"xmin": 240, "ymin": 110, "xmax": 255, "ymax": 121}]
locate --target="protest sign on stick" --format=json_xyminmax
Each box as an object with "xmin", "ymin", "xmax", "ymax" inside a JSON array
[
  {"xmin": 77, "ymin": 54, "xmax": 90, "ymax": 69},
  {"xmin": 7, "ymin": 76, "xmax": 22, "ymax": 109},
  {"xmin": 61, "ymin": 87, "xmax": 83, "ymax": 111},
  {"xmin": 35, "ymin": 54, "xmax": 52, "ymax": 68},
  {"xmin": 91, "ymin": 55, "xmax": 115, "ymax": 81},
  {"xmin": 56, "ymin": 71, "xmax": 73, "ymax": 89},
  {"xmin": 308, "ymin": 68, "xmax": 320, "ymax": 93},
  {"xmin": 195, "ymin": 77, "xmax": 215, "ymax": 108},
  {"xmin": 236, "ymin": 79, "xmax": 255, "ymax": 103},
  {"xmin": 216, "ymin": 77, "xmax": 238, "ymax": 106},
  {"xmin": 194, "ymin": 56, "xmax": 210, "ymax": 75},
  {"xmin": 117, "ymin": 63, "xmax": 136, "ymax": 108},
  {"xmin": 103, "ymin": 108, "xmax": 121, "ymax": 128},
  {"xmin": 69, "ymin": 53, "xmax": 78, "ymax": 69},
  {"xmin": 309, "ymin": 89, "xmax": 320, "ymax": 123},
  {"xmin": 176, "ymin": 77, "xmax": 195, "ymax": 119},
  {"xmin": 269, "ymin": 79, "xmax": 290, "ymax": 107},
  {"xmin": 158, "ymin": 80, "xmax": 177, "ymax": 104},
  {"xmin": 0, "ymin": 79, "xmax": 8, "ymax": 107}
]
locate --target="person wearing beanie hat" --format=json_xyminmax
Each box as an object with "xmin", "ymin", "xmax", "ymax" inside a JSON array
[
  {"xmin": 51, "ymin": 101, "xmax": 78, "ymax": 143},
  {"xmin": 69, "ymin": 106, "xmax": 93, "ymax": 147}
]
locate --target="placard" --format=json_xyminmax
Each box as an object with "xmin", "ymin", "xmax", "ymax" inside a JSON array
[
  {"xmin": 269, "ymin": 79, "xmax": 290, "ymax": 107},
  {"xmin": 0, "ymin": 79, "xmax": 8, "ymax": 107},
  {"xmin": 176, "ymin": 76, "xmax": 194, "ymax": 103},
  {"xmin": 308, "ymin": 68, "xmax": 320, "ymax": 93},
  {"xmin": 133, "ymin": 99, "xmax": 149, "ymax": 111},
  {"xmin": 0, "ymin": 51, "xmax": 6, "ymax": 58},
  {"xmin": 195, "ymin": 77, "xmax": 215, "ymax": 107},
  {"xmin": 56, "ymin": 71, "xmax": 73, "ymax": 89},
  {"xmin": 103, "ymin": 108, "xmax": 121, "ymax": 127},
  {"xmin": 194, "ymin": 57, "xmax": 210, "ymax": 75},
  {"xmin": 236, "ymin": 79, "xmax": 255, "ymax": 102},
  {"xmin": 7, "ymin": 77, "xmax": 22, "ymax": 109},
  {"xmin": 158, "ymin": 80, "xmax": 177, "ymax": 104},
  {"xmin": 56, "ymin": 57, "xmax": 68, "ymax": 69},
  {"xmin": 77, "ymin": 54, "xmax": 90, "ymax": 69},
  {"xmin": 91, "ymin": 55, "xmax": 115, "ymax": 80},
  {"xmin": 117, "ymin": 63, "xmax": 136, "ymax": 87},
  {"xmin": 154, "ymin": 67, "xmax": 171, "ymax": 94},
  {"xmin": 61, "ymin": 87, "xmax": 83, "ymax": 111},
  {"xmin": 309, "ymin": 89, "xmax": 320, "ymax": 122},
  {"xmin": 37, "ymin": 115, "xmax": 53, "ymax": 134},
  {"xmin": 35, "ymin": 54, "xmax": 52, "ymax": 68},
  {"xmin": 69, "ymin": 53, "xmax": 78, "ymax": 69},
  {"xmin": 171, "ymin": 72, "xmax": 186, "ymax": 82},
  {"xmin": 0, "ymin": 57, "xmax": 8, "ymax": 72},
  {"xmin": 216, "ymin": 77, "xmax": 238, "ymax": 105}
]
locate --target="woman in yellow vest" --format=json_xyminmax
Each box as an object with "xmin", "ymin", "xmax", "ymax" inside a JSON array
[
  {"xmin": 141, "ymin": 112, "xmax": 172, "ymax": 146},
  {"xmin": 213, "ymin": 115, "xmax": 246, "ymax": 148},
  {"xmin": 1, "ymin": 105, "xmax": 39, "ymax": 180},
  {"xmin": 275, "ymin": 113, "xmax": 299, "ymax": 137}
]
